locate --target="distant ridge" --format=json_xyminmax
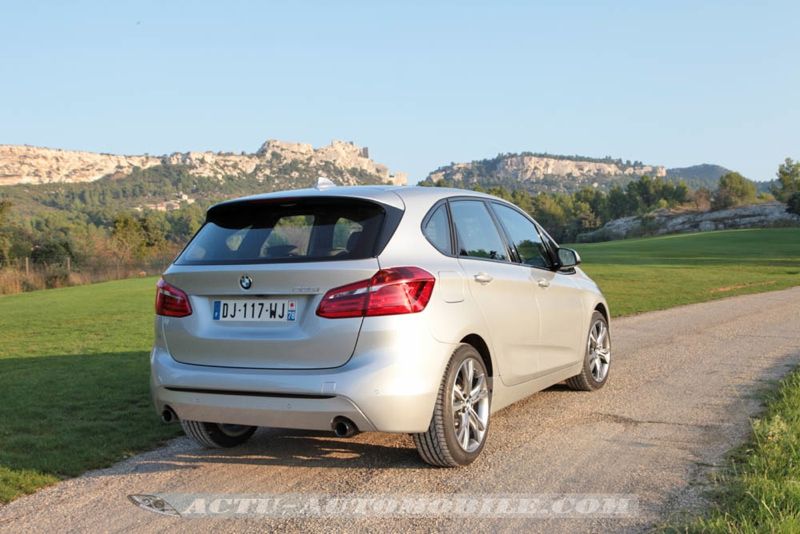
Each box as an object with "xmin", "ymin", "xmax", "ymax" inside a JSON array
[
  {"xmin": 665, "ymin": 164, "xmax": 733, "ymax": 190},
  {"xmin": 0, "ymin": 139, "xmax": 407, "ymax": 187},
  {"xmin": 422, "ymin": 152, "xmax": 738, "ymax": 193}
]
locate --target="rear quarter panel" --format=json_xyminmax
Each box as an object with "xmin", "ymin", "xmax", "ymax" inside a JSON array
[{"xmin": 378, "ymin": 194, "xmax": 503, "ymax": 378}]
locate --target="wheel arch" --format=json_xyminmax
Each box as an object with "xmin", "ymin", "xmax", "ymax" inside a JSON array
[
  {"xmin": 594, "ymin": 302, "xmax": 609, "ymax": 323},
  {"xmin": 459, "ymin": 333, "xmax": 494, "ymax": 378}
]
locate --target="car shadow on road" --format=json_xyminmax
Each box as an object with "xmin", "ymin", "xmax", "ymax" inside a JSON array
[
  {"xmin": 120, "ymin": 383, "xmax": 584, "ymax": 475},
  {"xmin": 117, "ymin": 428, "xmax": 424, "ymax": 474},
  {"xmin": 121, "ymin": 383, "xmax": 584, "ymax": 475}
]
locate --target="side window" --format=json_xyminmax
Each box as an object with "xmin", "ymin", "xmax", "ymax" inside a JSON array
[
  {"xmin": 449, "ymin": 200, "xmax": 509, "ymax": 261},
  {"xmin": 422, "ymin": 204, "xmax": 452, "ymax": 255},
  {"xmin": 491, "ymin": 204, "xmax": 552, "ymax": 269}
]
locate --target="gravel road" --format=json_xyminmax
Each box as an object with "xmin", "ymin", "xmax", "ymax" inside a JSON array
[{"xmin": 2, "ymin": 287, "xmax": 800, "ymax": 533}]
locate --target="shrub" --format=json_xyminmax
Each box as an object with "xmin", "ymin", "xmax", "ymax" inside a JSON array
[
  {"xmin": 713, "ymin": 172, "xmax": 757, "ymax": 209},
  {"xmin": 774, "ymin": 158, "xmax": 800, "ymax": 201},
  {"xmin": 787, "ymin": 192, "xmax": 800, "ymax": 216}
]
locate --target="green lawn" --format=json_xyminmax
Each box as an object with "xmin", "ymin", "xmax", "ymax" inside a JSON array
[
  {"xmin": 573, "ymin": 228, "xmax": 800, "ymax": 316},
  {"xmin": 0, "ymin": 277, "xmax": 180, "ymax": 503},
  {"xmin": 0, "ymin": 228, "xmax": 799, "ymax": 504}
]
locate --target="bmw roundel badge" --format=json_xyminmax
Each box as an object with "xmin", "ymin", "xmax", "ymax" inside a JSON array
[{"xmin": 239, "ymin": 274, "xmax": 252, "ymax": 290}]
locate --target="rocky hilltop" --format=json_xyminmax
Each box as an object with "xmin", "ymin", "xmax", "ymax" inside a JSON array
[
  {"xmin": 577, "ymin": 202, "xmax": 800, "ymax": 242},
  {"xmin": 424, "ymin": 152, "xmax": 667, "ymax": 193},
  {"xmin": 0, "ymin": 140, "xmax": 407, "ymax": 187},
  {"xmin": 0, "ymin": 145, "xmax": 162, "ymax": 186}
]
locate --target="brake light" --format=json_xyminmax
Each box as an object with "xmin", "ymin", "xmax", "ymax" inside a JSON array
[
  {"xmin": 155, "ymin": 278, "xmax": 193, "ymax": 317},
  {"xmin": 316, "ymin": 267, "xmax": 435, "ymax": 319}
]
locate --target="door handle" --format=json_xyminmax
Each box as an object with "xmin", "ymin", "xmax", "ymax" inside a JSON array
[
  {"xmin": 474, "ymin": 272, "xmax": 494, "ymax": 285},
  {"xmin": 537, "ymin": 278, "xmax": 550, "ymax": 288}
]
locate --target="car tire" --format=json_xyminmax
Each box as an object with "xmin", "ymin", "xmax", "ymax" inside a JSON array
[
  {"xmin": 180, "ymin": 420, "xmax": 258, "ymax": 448},
  {"xmin": 566, "ymin": 311, "xmax": 611, "ymax": 391},
  {"xmin": 412, "ymin": 343, "xmax": 491, "ymax": 467}
]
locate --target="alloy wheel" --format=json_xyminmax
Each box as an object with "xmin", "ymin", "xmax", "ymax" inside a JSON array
[
  {"xmin": 451, "ymin": 358, "xmax": 490, "ymax": 452},
  {"xmin": 588, "ymin": 319, "xmax": 611, "ymax": 382}
]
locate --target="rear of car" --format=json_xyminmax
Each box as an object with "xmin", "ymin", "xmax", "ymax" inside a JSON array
[
  {"xmin": 151, "ymin": 188, "xmax": 458, "ymax": 438},
  {"xmin": 151, "ymin": 185, "xmax": 611, "ymax": 467}
]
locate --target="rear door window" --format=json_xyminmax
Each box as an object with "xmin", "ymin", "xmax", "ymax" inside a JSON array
[
  {"xmin": 449, "ymin": 200, "xmax": 510, "ymax": 261},
  {"xmin": 177, "ymin": 198, "xmax": 386, "ymax": 265}
]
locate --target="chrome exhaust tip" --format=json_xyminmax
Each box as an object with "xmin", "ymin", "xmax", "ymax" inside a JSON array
[
  {"xmin": 331, "ymin": 416, "xmax": 358, "ymax": 438},
  {"xmin": 161, "ymin": 407, "xmax": 178, "ymax": 424}
]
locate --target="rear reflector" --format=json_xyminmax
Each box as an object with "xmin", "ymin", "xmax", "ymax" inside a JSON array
[
  {"xmin": 155, "ymin": 278, "xmax": 193, "ymax": 317},
  {"xmin": 316, "ymin": 267, "xmax": 435, "ymax": 319}
]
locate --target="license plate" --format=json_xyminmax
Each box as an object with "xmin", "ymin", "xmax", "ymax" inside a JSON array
[{"xmin": 213, "ymin": 299, "xmax": 297, "ymax": 322}]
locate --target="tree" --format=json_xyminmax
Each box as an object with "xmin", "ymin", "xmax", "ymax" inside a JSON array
[
  {"xmin": 713, "ymin": 172, "xmax": 756, "ymax": 209},
  {"xmin": 693, "ymin": 187, "xmax": 712, "ymax": 211},
  {"xmin": 668, "ymin": 181, "xmax": 690, "ymax": 205},
  {"xmin": 166, "ymin": 205, "xmax": 204, "ymax": 242},
  {"xmin": 530, "ymin": 194, "xmax": 569, "ymax": 241},
  {"xmin": 574, "ymin": 187, "xmax": 608, "ymax": 221},
  {"xmin": 139, "ymin": 211, "xmax": 168, "ymax": 250},
  {"xmin": 606, "ymin": 186, "xmax": 629, "ymax": 219},
  {"xmin": 625, "ymin": 175, "xmax": 671, "ymax": 213},
  {"xmin": 0, "ymin": 200, "xmax": 10, "ymax": 224},
  {"xmin": 571, "ymin": 201, "xmax": 601, "ymax": 234},
  {"xmin": 110, "ymin": 214, "xmax": 147, "ymax": 276},
  {"xmin": 787, "ymin": 192, "xmax": 800, "ymax": 216},
  {"xmin": 30, "ymin": 237, "xmax": 72, "ymax": 265},
  {"xmin": 510, "ymin": 189, "xmax": 533, "ymax": 213},
  {"xmin": 774, "ymin": 158, "xmax": 800, "ymax": 201}
]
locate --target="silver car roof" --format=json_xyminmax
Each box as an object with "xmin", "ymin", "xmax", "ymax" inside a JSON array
[{"xmin": 210, "ymin": 185, "xmax": 494, "ymax": 211}]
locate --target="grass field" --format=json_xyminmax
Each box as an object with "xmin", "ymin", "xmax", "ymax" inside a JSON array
[
  {"xmin": 0, "ymin": 228, "xmax": 799, "ymax": 504},
  {"xmin": 0, "ymin": 277, "xmax": 180, "ymax": 503},
  {"xmin": 574, "ymin": 228, "xmax": 800, "ymax": 316}
]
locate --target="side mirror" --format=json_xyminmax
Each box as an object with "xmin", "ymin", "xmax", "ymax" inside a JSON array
[{"xmin": 557, "ymin": 247, "xmax": 581, "ymax": 269}]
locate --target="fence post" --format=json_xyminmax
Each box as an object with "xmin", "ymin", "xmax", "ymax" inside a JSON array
[
  {"xmin": 66, "ymin": 256, "xmax": 71, "ymax": 273},
  {"xmin": 25, "ymin": 257, "xmax": 30, "ymax": 276}
]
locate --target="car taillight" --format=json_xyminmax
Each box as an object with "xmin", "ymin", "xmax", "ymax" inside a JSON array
[
  {"xmin": 155, "ymin": 278, "xmax": 192, "ymax": 317},
  {"xmin": 316, "ymin": 267, "xmax": 435, "ymax": 319}
]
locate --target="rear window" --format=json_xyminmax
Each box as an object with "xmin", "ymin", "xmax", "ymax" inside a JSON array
[{"xmin": 177, "ymin": 198, "xmax": 387, "ymax": 265}]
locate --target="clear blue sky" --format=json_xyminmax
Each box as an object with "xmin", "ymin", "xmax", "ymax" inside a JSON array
[{"xmin": 1, "ymin": 1, "xmax": 798, "ymax": 182}]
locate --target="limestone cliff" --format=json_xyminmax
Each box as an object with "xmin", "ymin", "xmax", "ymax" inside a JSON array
[
  {"xmin": 0, "ymin": 140, "xmax": 407, "ymax": 187},
  {"xmin": 424, "ymin": 153, "xmax": 667, "ymax": 193}
]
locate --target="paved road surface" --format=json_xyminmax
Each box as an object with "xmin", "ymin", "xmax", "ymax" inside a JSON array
[{"xmin": 2, "ymin": 287, "xmax": 800, "ymax": 533}]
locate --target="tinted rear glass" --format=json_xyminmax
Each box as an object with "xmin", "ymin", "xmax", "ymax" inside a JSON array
[{"xmin": 177, "ymin": 198, "xmax": 386, "ymax": 265}]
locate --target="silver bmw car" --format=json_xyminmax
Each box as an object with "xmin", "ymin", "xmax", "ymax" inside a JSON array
[{"xmin": 151, "ymin": 184, "xmax": 611, "ymax": 466}]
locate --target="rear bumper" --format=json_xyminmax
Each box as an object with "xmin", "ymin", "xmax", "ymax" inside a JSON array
[
  {"xmin": 151, "ymin": 314, "xmax": 457, "ymax": 433},
  {"xmin": 155, "ymin": 383, "xmax": 376, "ymax": 431}
]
